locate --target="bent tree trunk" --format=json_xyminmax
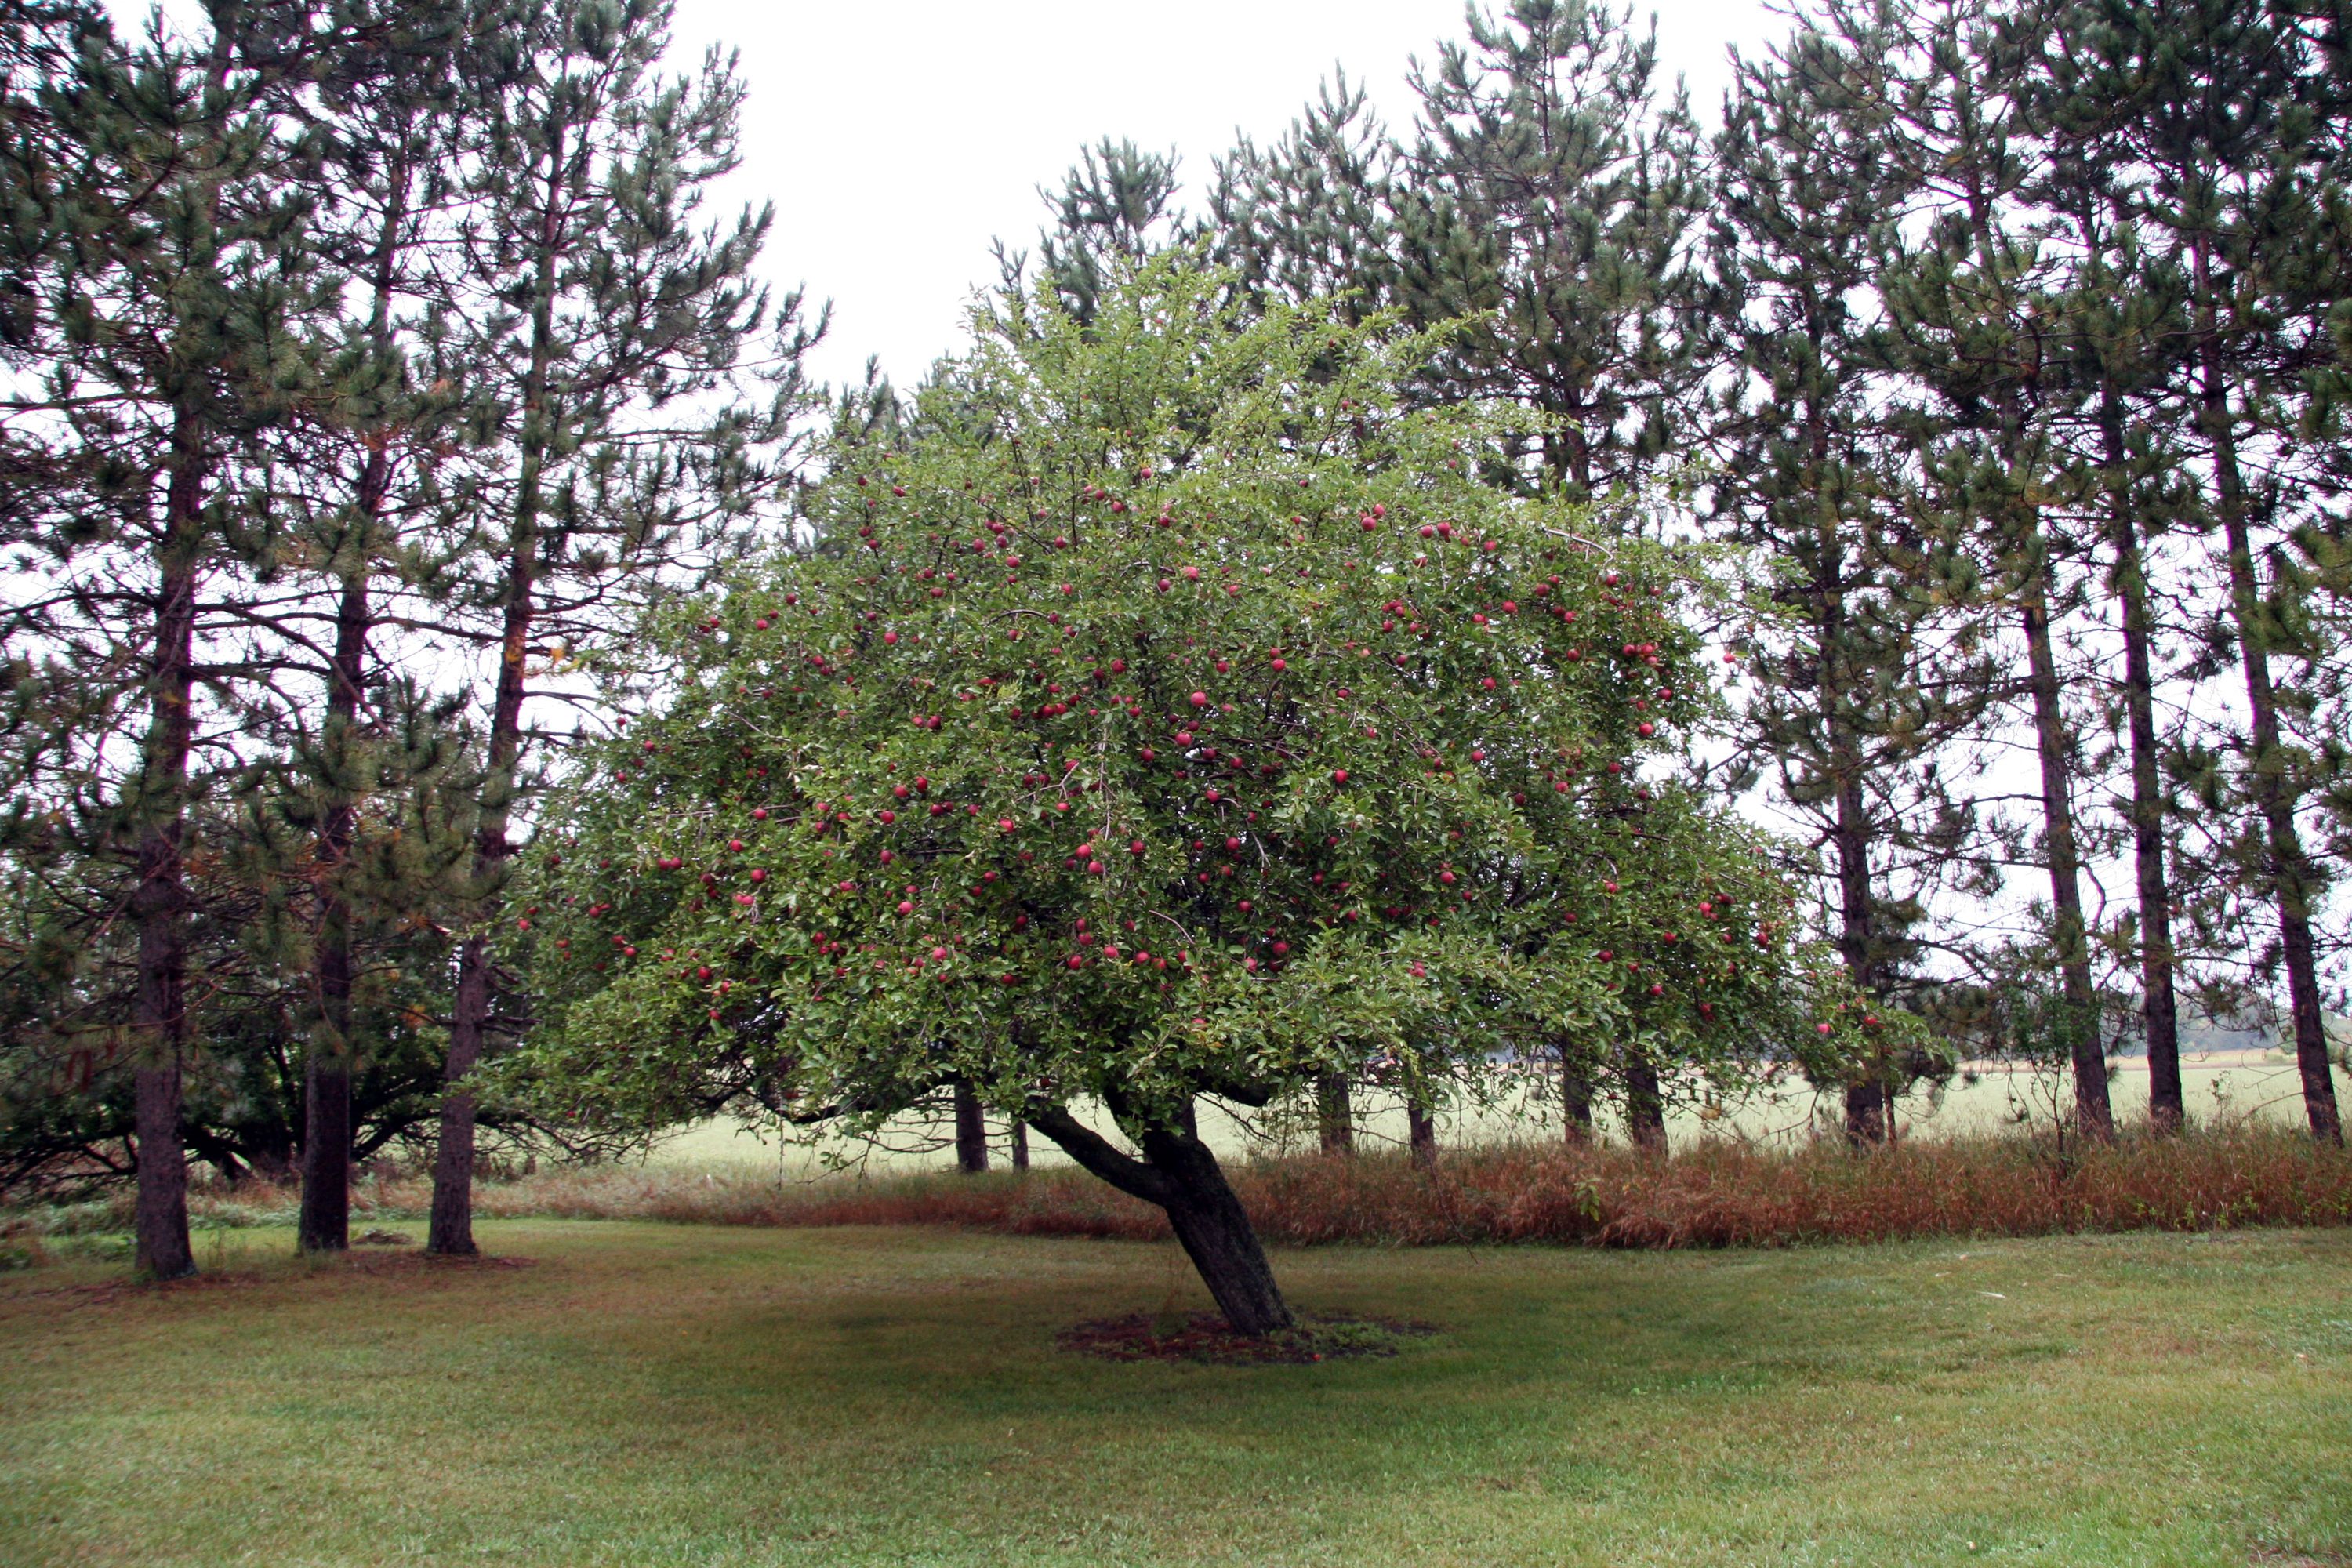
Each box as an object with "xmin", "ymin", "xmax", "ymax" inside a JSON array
[{"xmin": 1029, "ymin": 1100, "xmax": 1294, "ymax": 1335}]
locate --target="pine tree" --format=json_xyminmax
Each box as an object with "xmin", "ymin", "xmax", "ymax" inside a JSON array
[
  {"xmin": 1708, "ymin": 19, "xmax": 1986, "ymax": 1141},
  {"xmin": 421, "ymin": 0, "xmax": 821, "ymax": 1253},
  {"xmin": 2041, "ymin": 0, "xmax": 2347, "ymax": 1142},
  {"xmin": 1002, "ymin": 138, "xmax": 1187, "ymax": 325},
  {"xmin": 1391, "ymin": 0, "xmax": 1710, "ymax": 500},
  {"xmin": 2028, "ymin": 24, "xmax": 2205, "ymax": 1128},
  {"xmin": 207, "ymin": 0, "xmax": 488, "ymax": 1252},
  {"xmin": 1853, "ymin": 0, "xmax": 2119, "ymax": 1138},
  {"xmin": 0, "ymin": 4, "xmax": 327, "ymax": 1273},
  {"xmin": 1213, "ymin": 0, "xmax": 1721, "ymax": 1145},
  {"xmin": 1210, "ymin": 71, "xmax": 1399, "ymax": 322}
]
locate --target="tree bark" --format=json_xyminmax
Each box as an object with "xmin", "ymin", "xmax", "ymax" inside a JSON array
[
  {"xmin": 303, "ymin": 161, "xmax": 408, "ymax": 1252},
  {"xmin": 296, "ymin": 1058, "xmax": 352, "ymax": 1252},
  {"xmin": 1623, "ymin": 1047, "xmax": 1666, "ymax": 1150},
  {"xmin": 1406, "ymin": 1096, "xmax": 1438, "ymax": 1171},
  {"xmin": 953, "ymin": 1079, "xmax": 988, "ymax": 1173},
  {"xmin": 429, "ymin": 122, "xmax": 563, "ymax": 1250},
  {"xmin": 2101, "ymin": 387, "xmax": 2184, "ymax": 1131},
  {"xmin": 1832, "ymin": 770, "xmax": 1889, "ymax": 1145},
  {"xmin": 130, "ymin": 405, "xmax": 205, "ymax": 1282},
  {"xmin": 1314, "ymin": 1073, "xmax": 1353, "ymax": 1156},
  {"xmin": 2020, "ymin": 568, "xmax": 2114, "ymax": 1139},
  {"xmin": 1843, "ymin": 1080, "xmax": 1888, "ymax": 1145},
  {"xmin": 1029, "ymin": 1099, "xmax": 1294, "ymax": 1334},
  {"xmin": 1009, "ymin": 1119, "xmax": 1029, "ymax": 1171},
  {"xmin": 426, "ymin": 930, "xmax": 488, "ymax": 1255},
  {"xmin": 299, "ymin": 567, "xmax": 372, "ymax": 1254},
  {"xmin": 2195, "ymin": 243, "xmax": 2342, "ymax": 1142},
  {"xmin": 1560, "ymin": 1038, "xmax": 1592, "ymax": 1145}
]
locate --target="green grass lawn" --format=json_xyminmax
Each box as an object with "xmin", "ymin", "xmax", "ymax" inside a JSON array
[{"xmin": 2, "ymin": 1222, "xmax": 2347, "ymax": 1566}]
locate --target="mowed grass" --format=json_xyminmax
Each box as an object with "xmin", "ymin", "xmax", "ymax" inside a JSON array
[{"xmin": 2, "ymin": 1222, "xmax": 2347, "ymax": 1567}]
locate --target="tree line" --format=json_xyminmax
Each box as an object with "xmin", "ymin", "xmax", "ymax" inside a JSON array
[
  {"xmin": 3, "ymin": 0, "xmax": 2348, "ymax": 1290},
  {"xmin": 1004, "ymin": 0, "xmax": 2352, "ymax": 1147},
  {"xmin": 0, "ymin": 0, "xmax": 818, "ymax": 1276}
]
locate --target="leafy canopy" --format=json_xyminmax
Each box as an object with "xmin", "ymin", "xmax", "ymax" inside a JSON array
[{"xmin": 507, "ymin": 253, "xmax": 1893, "ymax": 1140}]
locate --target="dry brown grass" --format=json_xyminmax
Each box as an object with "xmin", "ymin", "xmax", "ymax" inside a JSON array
[{"xmin": 31, "ymin": 1122, "xmax": 2346, "ymax": 1253}]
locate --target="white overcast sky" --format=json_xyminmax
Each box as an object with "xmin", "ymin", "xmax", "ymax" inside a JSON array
[
  {"xmin": 663, "ymin": 0, "xmax": 1788, "ymax": 390},
  {"xmin": 111, "ymin": 0, "xmax": 1789, "ymax": 387}
]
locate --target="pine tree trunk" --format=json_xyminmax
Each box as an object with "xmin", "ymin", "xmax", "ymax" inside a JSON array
[
  {"xmin": 1315, "ymin": 1073, "xmax": 1353, "ymax": 1156},
  {"xmin": 1560, "ymin": 1039, "xmax": 1592, "ymax": 1145},
  {"xmin": 1833, "ymin": 772, "xmax": 1888, "ymax": 1145},
  {"xmin": 428, "ymin": 557, "xmax": 530, "ymax": 1255},
  {"xmin": 1817, "ymin": 434, "xmax": 1890, "ymax": 1145},
  {"xmin": 2103, "ymin": 390, "xmax": 2184, "ymax": 1131},
  {"xmin": 1624, "ymin": 1048, "xmax": 1666, "ymax": 1150},
  {"xmin": 300, "ymin": 568, "xmax": 375, "ymax": 1254},
  {"xmin": 2020, "ymin": 569, "xmax": 2114, "ymax": 1139},
  {"xmin": 2210, "ymin": 451, "xmax": 2342, "ymax": 1144},
  {"xmin": 131, "ymin": 407, "xmax": 205, "ymax": 1282},
  {"xmin": 2190, "ymin": 245, "xmax": 2342, "ymax": 1141},
  {"xmin": 1406, "ymin": 1097, "xmax": 1438, "ymax": 1171},
  {"xmin": 304, "ymin": 172, "xmax": 408, "ymax": 1251},
  {"xmin": 430, "ymin": 136, "xmax": 561, "ymax": 1250},
  {"xmin": 298, "ymin": 1063, "xmax": 352, "ymax": 1252},
  {"xmin": 953, "ymin": 1079, "xmax": 989, "ymax": 1173},
  {"xmin": 426, "ymin": 933, "xmax": 488, "ymax": 1256}
]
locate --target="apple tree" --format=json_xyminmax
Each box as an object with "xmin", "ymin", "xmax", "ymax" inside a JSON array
[{"xmin": 503, "ymin": 254, "xmax": 1899, "ymax": 1333}]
